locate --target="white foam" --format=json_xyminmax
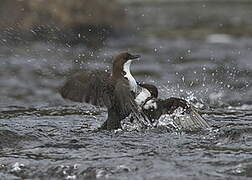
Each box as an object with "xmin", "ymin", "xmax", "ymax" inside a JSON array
[
  {"xmin": 11, "ymin": 162, "xmax": 24, "ymax": 172},
  {"xmin": 206, "ymin": 34, "xmax": 233, "ymax": 44}
]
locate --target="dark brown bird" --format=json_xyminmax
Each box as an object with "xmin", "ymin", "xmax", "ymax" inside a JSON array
[
  {"xmin": 135, "ymin": 83, "xmax": 210, "ymax": 130},
  {"xmin": 60, "ymin": 52, "xmax": 143, "ymax": 130}
]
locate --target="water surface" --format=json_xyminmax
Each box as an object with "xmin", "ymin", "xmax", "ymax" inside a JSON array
[{"xmin": 1, "ymin": 1, "xmax": 252, "ymax": 179}]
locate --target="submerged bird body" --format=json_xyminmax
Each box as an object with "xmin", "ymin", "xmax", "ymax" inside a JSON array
[
  {"xmin": 135, "ymin": 83, "xmax": 210, "ymax": 130},
  {"xmin": 60, "ymin": 52, "xmax": 141, "ymax": 130}
]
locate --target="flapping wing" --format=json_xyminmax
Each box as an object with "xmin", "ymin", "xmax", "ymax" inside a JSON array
[
  {"xmin": 114, "ymin": 79, "xmax": 149, "ymax": 126},
  {"xmin": 160, "ymin": 97, "xmax": 210, "ymax": 130},
  {"xmin": 161, "ymin": 97, "xmax": 191, "ymax": 114},
  {"xmin": 60, "ymin": 70, "xmax": 113, "ymax": 107},
  {"xmin": 172, "ymin": 108, "xmax": 210, "ymax": 131}
]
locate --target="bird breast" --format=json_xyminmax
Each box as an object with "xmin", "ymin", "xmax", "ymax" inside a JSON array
[{"xmin": 123, "ymin": 60, "xmax": 137, "ymax": 93}]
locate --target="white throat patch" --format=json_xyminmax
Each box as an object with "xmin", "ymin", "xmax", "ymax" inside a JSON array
[
  {"xmin": 135, "ymin": 87, "xmax": 157, "ymax": 110},
  {"xmin": 123, "ymin": 60, "xmax": 137, "ymax": 93},
  {"xmin": 135, "ymin": 88, "xmax": 151, "ymax": 105},
  {"xmin": 143, "ymin": 99, "xmax": 157, "ymax": 110}
]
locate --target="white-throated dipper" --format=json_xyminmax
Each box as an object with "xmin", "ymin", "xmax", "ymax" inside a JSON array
[
  {"xmin": 135, "ymin": 83, "xmax": 210, "ymax": 130},
  {"xmin": 60, "ymin": 52, "xmax": 144, "ymax": 130}
]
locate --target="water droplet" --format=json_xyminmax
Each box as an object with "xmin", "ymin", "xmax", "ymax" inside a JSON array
[{"xmin": 66, "ymin": 175, "xmax": 76, "ymax": 180}]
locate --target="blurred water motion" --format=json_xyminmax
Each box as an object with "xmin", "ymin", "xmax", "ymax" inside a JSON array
[{"xmin": 0, "ymin": 1, "xmax": 252, "ymax": 180}]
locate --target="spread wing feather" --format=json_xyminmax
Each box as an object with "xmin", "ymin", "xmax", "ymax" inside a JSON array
[
  {"xmin": 114, "ymin": 80, "xmax": 149, "ymax": 126},
  {"xmin": 60, "ymin": 70, "xmax": 113, "ymax": 107},
  {"xmin": 158, "ymin": 97, "xmax": 210, "ymax": 130},
  {"xmin": 60, "ymin": 70, "xmax": 148, "ymax": 127},
  {"xmin": 114, "ymin": 79, "xmax": 138, "ymax": 117},
  {"xmin": 160, "ymin": 97, "xmax": 190, "ymax": 114}
]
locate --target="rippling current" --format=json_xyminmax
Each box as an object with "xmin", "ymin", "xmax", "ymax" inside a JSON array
[{"xmin": 1, "ymin": 2, "xmax": 252, "ymax": 180}]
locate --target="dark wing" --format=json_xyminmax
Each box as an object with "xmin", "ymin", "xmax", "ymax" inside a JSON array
[
  {"xmin": 60, "ymin": 70, "xmax": 113, "ymax": 107},
  {"xmin": 160, "ymin": 97, "xmax": 191, "ymax": 114},
  {"xmin": 114, "ymin": 79, "xmax": 149, "ymax": 126},
  {"xmin": 159, "ymin": 97, "xmax": 210, "ymax": 130}
]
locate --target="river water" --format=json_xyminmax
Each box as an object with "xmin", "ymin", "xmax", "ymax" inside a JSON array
[{"xmin": 1, "ymin": 1, "xmax": 252, "ymax": 180}]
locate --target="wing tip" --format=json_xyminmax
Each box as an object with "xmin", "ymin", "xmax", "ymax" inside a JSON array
[
  {"xmin": 189, "ymin": 110, "xmax": 211, "ymax": 129},
  {"xmin": 172, "ymin": 108, "xmax": 211, "ymax": 132}
]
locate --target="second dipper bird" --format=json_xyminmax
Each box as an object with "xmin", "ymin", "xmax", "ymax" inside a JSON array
[
  {"xmin": 60, "ymin": 52, "xmax": 143, "ymax": 130},
  {"xmin": 135, "ymin": 83, "xmax": 210, "ymax": 130}
]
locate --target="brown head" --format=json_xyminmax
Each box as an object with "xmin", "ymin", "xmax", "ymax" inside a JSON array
[
  {"xmin": 139, "ymin": 83, "xmax": 158, "ymax": 98},
  {"xmin": 112, "ymin": 52, "xmax": 140, "ymax": 79}
]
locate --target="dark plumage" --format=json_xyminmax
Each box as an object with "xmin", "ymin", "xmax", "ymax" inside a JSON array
[
  {"xmin": 60, "ymin": 52, "xmax": 142, "ymax": 130},
  {"xmin": 138, "ymin": 83, "xmax": 210, "ymax": 130}
]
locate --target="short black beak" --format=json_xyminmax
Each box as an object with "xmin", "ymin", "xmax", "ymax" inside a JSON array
[{"xmin": 129, "ymin": 54, "xmax": 141, "ymax": 60}]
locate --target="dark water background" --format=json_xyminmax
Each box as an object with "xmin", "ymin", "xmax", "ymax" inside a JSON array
[{"xmin": 1, "ymin": 1, "xmax": 252, "ymax": 180}]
